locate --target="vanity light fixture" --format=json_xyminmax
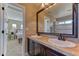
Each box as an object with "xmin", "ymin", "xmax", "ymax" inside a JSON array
[
  {"xmin": 41, "ymin": 3, "xmax": 45, "ymax": 8},
  {"xmin": 41, "ymin": 3, "xmax": 56, "ymax": 9},
  {"xmin": 38, "ymin": 3, "xmax": 55, "ymax": 13},
  {"xmin": 41, "ymin": 3, "xmax": 49, "ymax": 7}
]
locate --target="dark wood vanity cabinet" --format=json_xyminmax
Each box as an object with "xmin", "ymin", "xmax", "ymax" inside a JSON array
[
  {"xmin": 45, "ymin": 47, "xmax": 65, "ymax": 56},
  {"xmin": 27, "ymin": 38, "xmax": 65, "ymax": 56}
]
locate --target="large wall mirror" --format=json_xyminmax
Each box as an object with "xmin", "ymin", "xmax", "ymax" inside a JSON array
[{"xmin": 36, "ymin": 3, "xmax": 78, "ymax": 38}]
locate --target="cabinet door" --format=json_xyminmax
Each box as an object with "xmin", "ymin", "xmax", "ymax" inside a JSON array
[
  {"xmin": 46, "ymin": 48, "xmax": 57, "ymax": 56},
  {"xmin": 27, "ymin": 38, "xmax": 65, "ymax": 56},
  {"xmin": 46, "ymin": 51, "xmax": 57, "ymax": 56},
  {"xmin": 46, "ymin": 47, "xmax": 65, "ymax": 56},
  {"xmin": 28, "ymin": 39, "xmax": 35, "ymax": 56}
]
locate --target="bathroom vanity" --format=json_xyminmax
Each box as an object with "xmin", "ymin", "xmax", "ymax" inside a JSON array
[
  {"xmin": 27, "ymin": 36, "xmax": 65, "ymax": 56},
  {"xmin": 27, "ymin": 36, "xmax": 79, "ymax": 56}
]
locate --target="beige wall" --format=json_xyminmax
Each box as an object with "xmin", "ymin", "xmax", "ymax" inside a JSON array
[
  {"xmin": 21, "ymin": 4, "xmax": 40, "ymax": 36},
  {"xmin": 20, "ymin": 3, "xmax": 41, "ymax": 53}
]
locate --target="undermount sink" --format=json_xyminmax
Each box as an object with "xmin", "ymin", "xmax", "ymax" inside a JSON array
[
  {"xmin": 48, "ymin": 38, "xmax": 76, "ymax": 48},
  {"xmin": 31, "ymin": 35, "xmax": 42, "ymax": 38}
]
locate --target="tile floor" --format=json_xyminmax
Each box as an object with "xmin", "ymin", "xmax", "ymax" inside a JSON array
[{"xmin": 6, "ymin": 39, "xmax": 22, "ymax": 56}]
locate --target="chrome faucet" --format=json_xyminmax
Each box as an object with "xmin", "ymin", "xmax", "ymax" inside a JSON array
[{"xmin": 58, "ymin": 34, "xmax": 65, "ymax": 41}]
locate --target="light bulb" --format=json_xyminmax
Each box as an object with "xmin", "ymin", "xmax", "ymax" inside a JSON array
[
  {"xmin": 41, "ymin": 3, "xmax": 45, "ymax": 8},
  {"xmin": 44, "ymin": 3, "xmax": 49, "ymax": 5}
]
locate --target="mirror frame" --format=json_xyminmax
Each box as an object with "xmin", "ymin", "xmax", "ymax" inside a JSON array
[{"xmin": 36, "ymin": 3, "xmax": 78, "ymax": 38}]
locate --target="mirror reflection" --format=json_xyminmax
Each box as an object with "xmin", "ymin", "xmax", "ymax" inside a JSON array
[{"xmin": 38, "ymin": 3, "xmax": 73, "ymax": 34}]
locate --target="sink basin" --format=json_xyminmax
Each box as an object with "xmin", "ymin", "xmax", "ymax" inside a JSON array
[
  {"xmin": 31, "ymin": 35, "xmax": 42, "ymax": 38},
  {"xmin": 48, "ymin": 38, "xmax": 76, "ymax": 48}
]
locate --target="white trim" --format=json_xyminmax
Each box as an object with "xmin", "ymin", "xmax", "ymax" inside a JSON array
[
  {"xmin": 22, "ymin": 4, "xmax": 26, "ymax": 56},
  {"xmin": 0, "ymin": 3, "xmax": 1, "ymax": 55},
  {"xmin": 3, "ymin": 3, "xmax": 8, "ymax": 56},
  {"xmin": 0, "ymin": 3, "xmax": 4, "ymax": 56},
  {"xmin": 0, "ymin": 3, "xmax": 8, "ymax": 56}
]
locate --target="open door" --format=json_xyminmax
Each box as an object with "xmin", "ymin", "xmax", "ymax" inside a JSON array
[
  {"xmin": 0, "ymin": 3, "xmax": 25, "ymax": 56},
  {"xmin": 2, "ymin": 3, "xmax": 25, "ymax": 56}
]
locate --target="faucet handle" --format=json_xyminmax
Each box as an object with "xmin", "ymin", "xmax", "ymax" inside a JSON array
[
  {"xmin": 58, "ymin": 34, "xmax": 61, "ymax": 40},
  {"xmin": 61, "ymin": 36, "xmax": 66, "ymax": 41},
  {"xmin": 58, "ymin": 34, "xmax": 66, "ymax": 41}
]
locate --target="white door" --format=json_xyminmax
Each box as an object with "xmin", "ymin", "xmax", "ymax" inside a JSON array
[
  {"xmin": 2, "ymin": 3, "xmax": 25, "ymax": 56},
  {"xmin": 0, "ymin": 3, "xmax": 25, "ymax": 56}
]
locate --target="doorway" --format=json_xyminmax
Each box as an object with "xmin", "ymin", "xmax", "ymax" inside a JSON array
[{"xmin": 0, "ymin": 3, "xmax": 25, "ymax": 56}]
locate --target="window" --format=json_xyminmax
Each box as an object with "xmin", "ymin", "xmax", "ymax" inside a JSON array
[
  {"xmin": 58, "ymin": 22, "xmax": 65, "ymax": 24},
  {"xmin": 56, "ymin": 20, "xmax": 72, "ymax": 25},
  {"xmin": 21, "ymin": 24, "xmax": 23, "ymax": 29},
  {"xmin": 65, "ymin": 20, "xmax": 72, "ymax": 24}
]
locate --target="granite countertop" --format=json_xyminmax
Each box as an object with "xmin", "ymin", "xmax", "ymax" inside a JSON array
[{"xmin": 28, "ymin": 35, "xmax": 79, "ymax": 56}]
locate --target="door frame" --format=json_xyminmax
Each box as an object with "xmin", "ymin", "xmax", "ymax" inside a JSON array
[
  {"xmin": 0, "ymin": 3, "xmax": 4, "ymax": 56},
  {"xmin": 3, "ymin": 3, "xmax": 26, "ymax": 56}
]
